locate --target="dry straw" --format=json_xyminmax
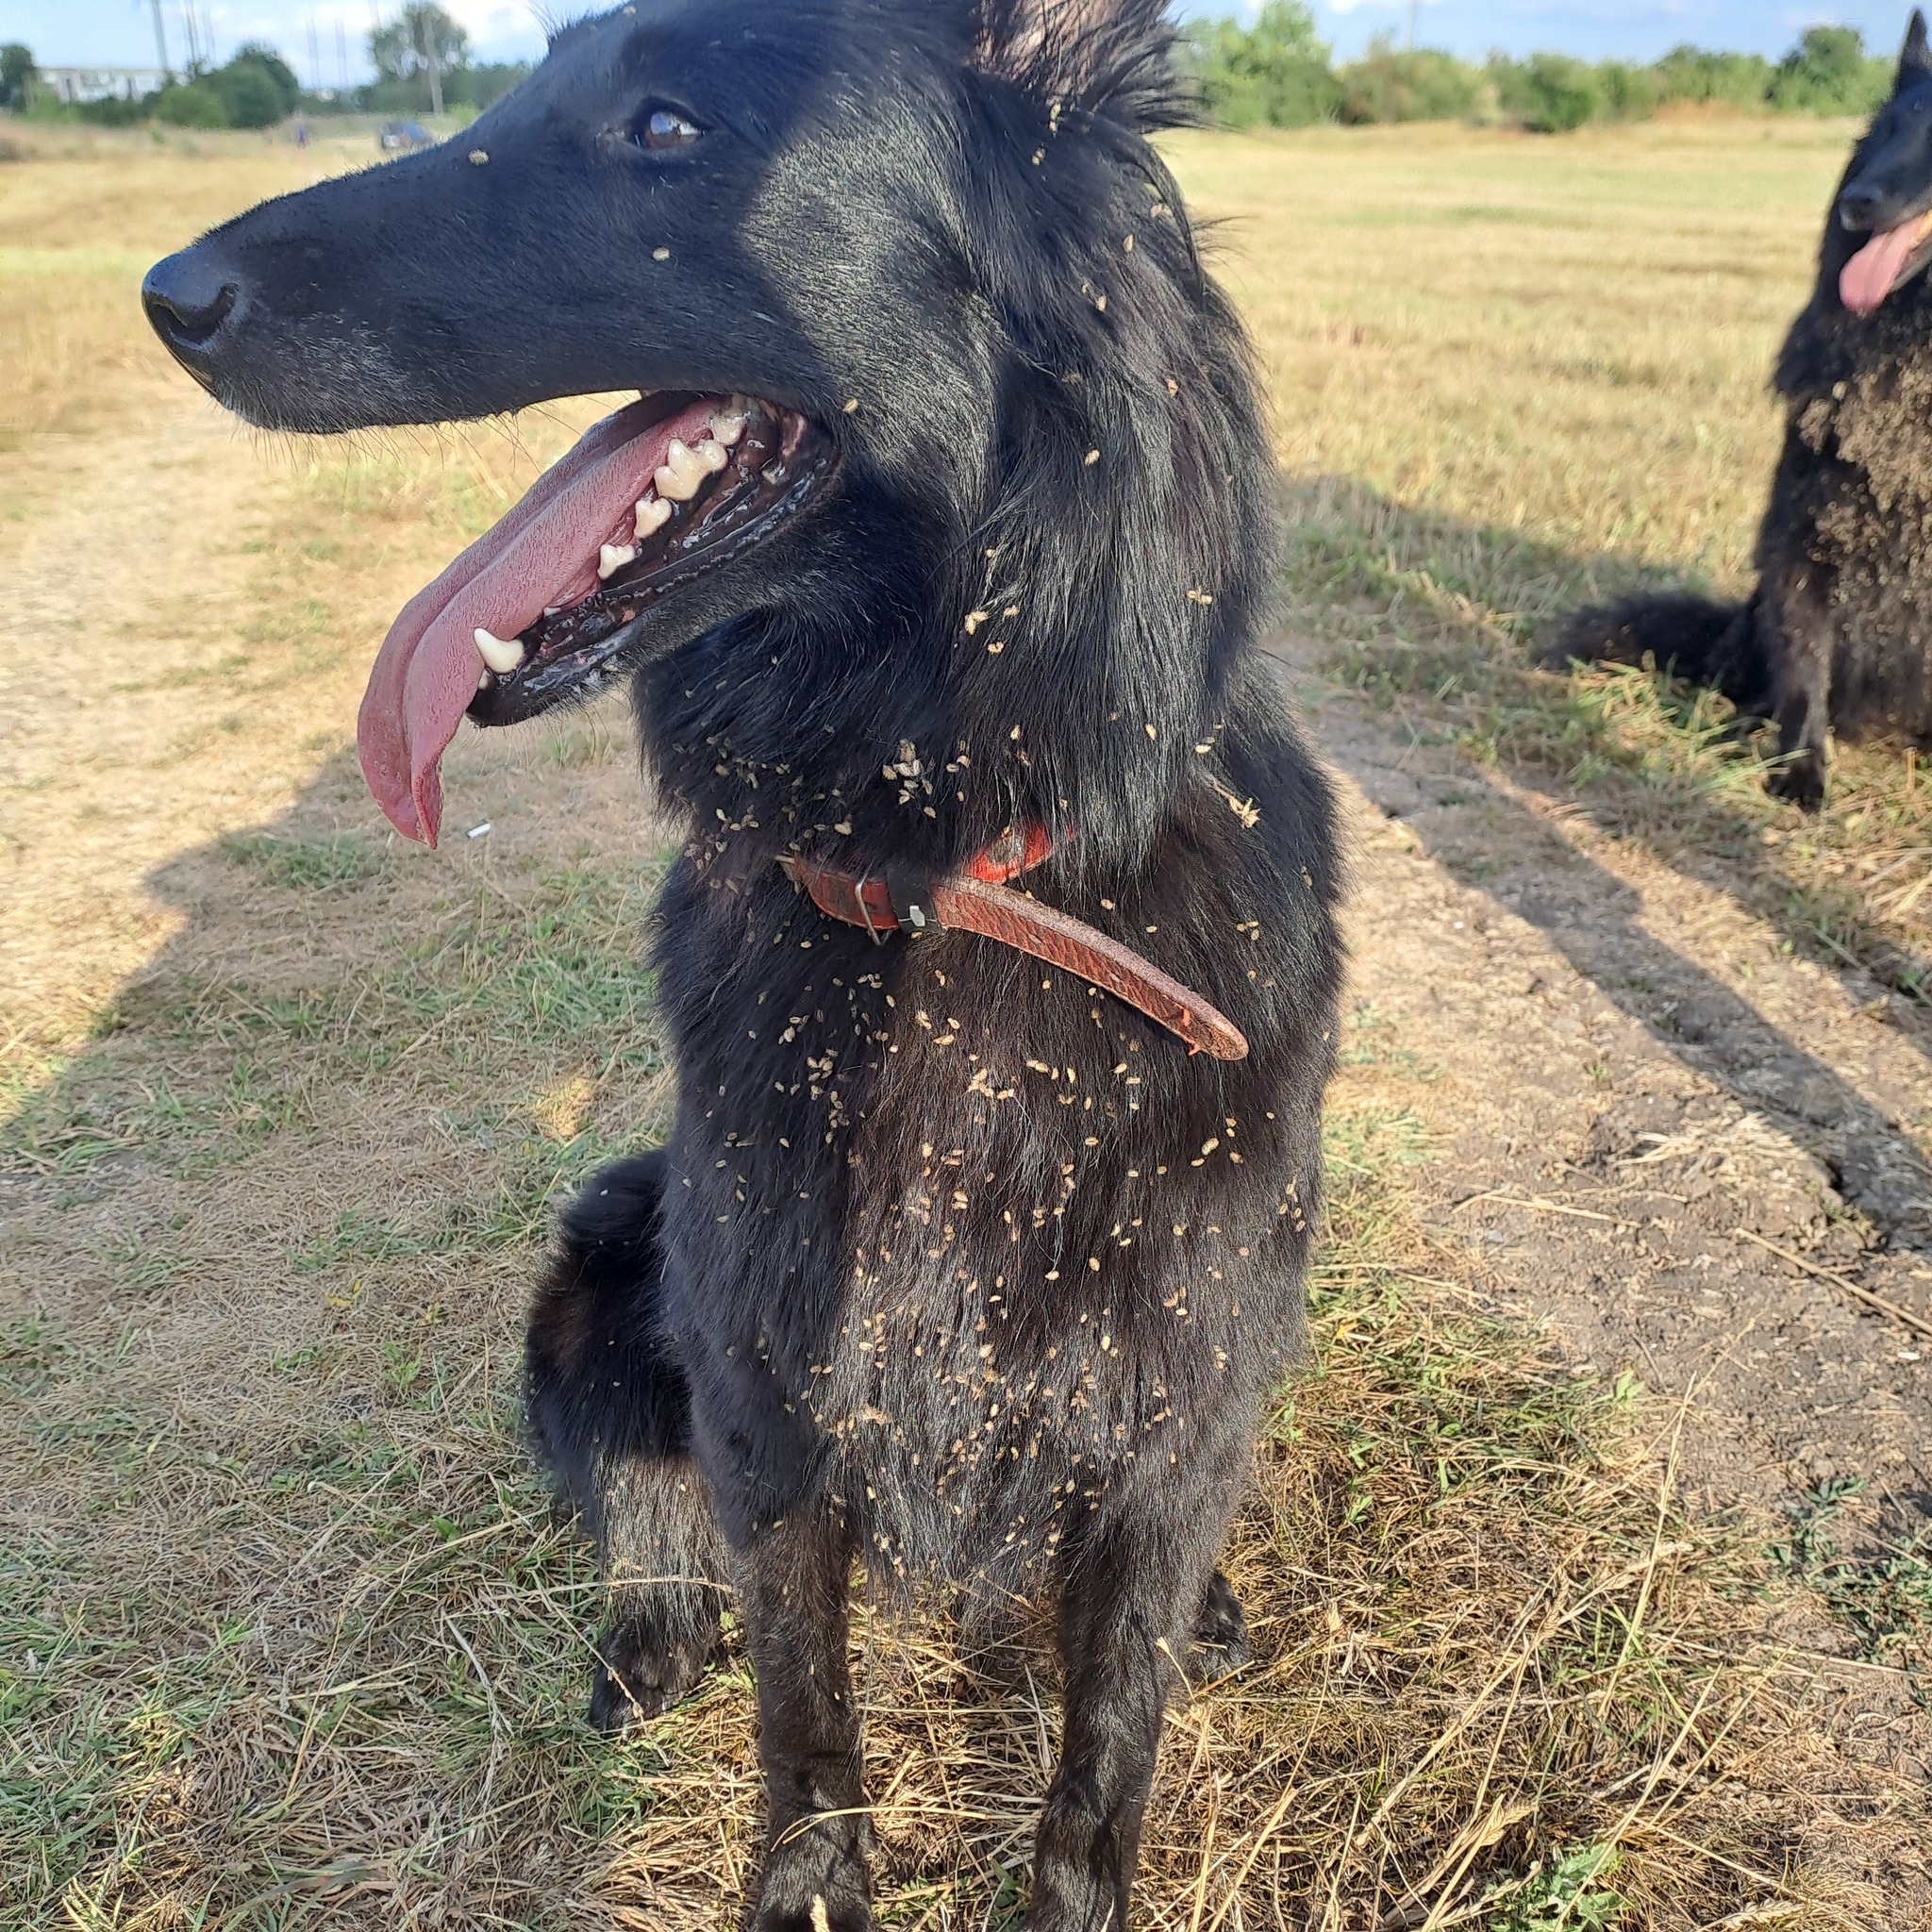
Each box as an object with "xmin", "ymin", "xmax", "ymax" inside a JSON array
[{"xmin": 3, "ymin": 119, "xmax": 1928, "ymax": 1930}]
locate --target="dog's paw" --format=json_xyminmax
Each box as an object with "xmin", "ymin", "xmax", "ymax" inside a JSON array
[
  {"xmin": 1765, "ymin": 754, "xmax": 1826, "ymax": 813},
  {"xmin": 587, "ymin": 1607, "xmax": 722, "ymax": 1731},
  {"xmin": 749, "ymin": 1820, "xmax": 874, "ymax": 1932},
  {"xmin": 1184, "ymin": 1568, "xmax": 1252, "ymax": 1684}
]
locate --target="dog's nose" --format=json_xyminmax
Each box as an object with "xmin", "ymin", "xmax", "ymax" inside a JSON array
[
  {"xmin": 142, "ymin": 247, "xmax": 240, "ymax": 356},
  {"xmin": 1840, "ymin": 183, "xmax": 1886, "ymax": 232}
]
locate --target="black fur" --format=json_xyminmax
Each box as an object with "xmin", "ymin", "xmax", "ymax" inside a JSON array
[
  {"xmin": 142, "ymin": 3, "xmax": 1343, "ymax": 1924},
  {"xmin": 1557, "ymin": 10, "xmax": 1932, "ymax": 810}
]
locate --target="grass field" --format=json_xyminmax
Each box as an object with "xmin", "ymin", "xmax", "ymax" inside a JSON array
[{"xmin": 2, "ymin": 115, "xmax": 1927, "ymax": 1929}]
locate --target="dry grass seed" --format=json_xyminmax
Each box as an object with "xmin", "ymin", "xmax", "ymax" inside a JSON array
[{"xmin": 2, "ymin": 119, "xmax": 1927, "ymax": 1930}]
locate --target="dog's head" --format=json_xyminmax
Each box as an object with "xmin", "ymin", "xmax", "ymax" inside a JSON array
[
  {"xmin": 142, "ymin": 0, "xmax": 1213, "ymax": 846},
  {"xmin": 1836, "ymin": 9, "xmax": 1932, "ymax": 316}
]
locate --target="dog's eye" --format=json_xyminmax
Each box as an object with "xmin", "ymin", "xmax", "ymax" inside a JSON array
[{"xmin": 634, "ymin": 107, "xmax": 704, "ymax": 152}]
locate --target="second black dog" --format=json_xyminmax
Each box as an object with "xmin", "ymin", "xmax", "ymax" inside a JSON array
[{"xmin": 1557, "ymin": 10, "xmax": 1932, "ymax": 808}]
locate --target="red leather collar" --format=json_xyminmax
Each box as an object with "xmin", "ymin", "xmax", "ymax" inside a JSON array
[{"xmin": 778, "ymin": 825, "xmax": 1248, "ymax": 1060}]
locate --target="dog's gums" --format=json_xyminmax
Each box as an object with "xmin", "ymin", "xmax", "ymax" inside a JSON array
[{"xmin": 357, "ymin": 391, "xmax": 830, "ymax": 846}]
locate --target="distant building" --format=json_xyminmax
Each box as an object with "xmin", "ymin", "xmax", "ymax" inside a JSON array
[{"xmin": 39, "ymin": 67, "xmax": 170, "ymax": 106}]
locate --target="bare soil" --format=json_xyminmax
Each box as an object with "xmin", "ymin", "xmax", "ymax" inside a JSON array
[
  {"xmin": 1275, "ymin": 636, "xmax": 1932, "ymax": 1775},
  {"xmin": 7, "ymin": 124, "xmax": 1932, "ymax": 1927}
]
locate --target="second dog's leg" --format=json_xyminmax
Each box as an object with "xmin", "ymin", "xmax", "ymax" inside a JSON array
[
  {"xmin": 526, "ymin": 1152, "xmax": 729, "ymax": 1729},
  {"xmin": 1759, "ymin": 569, "xmax": 1835, "ymax": 811},
  {"xmin": 741, "ymin": 1505, "xmax": 873, "ymax": 1932}
]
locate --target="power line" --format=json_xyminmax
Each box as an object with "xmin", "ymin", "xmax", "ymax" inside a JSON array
[{"xmin": 147, "ymin": 0, "xmax": 172, "ymax": 80}]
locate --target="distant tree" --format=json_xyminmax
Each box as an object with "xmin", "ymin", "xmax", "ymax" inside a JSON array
[
  {"xmin": 0, "ymin": 42, "xmax": 35, "ymax": 111},
  {"xmin": 1491, "ymin": 53, "xmax": 1603, "ymax": 133},
  {"xmin": 153, "ymin": 79, "xmax": 229, "ymax": 127},
  {"xmin": 1650, "ymin": 44, "xmax": 1774, "ymax": 108},
  {"xmin": 1769, "ymin": 26, "xmax": 1890, "ymax": 115},
  {"xmin": 1337, "ymin": 41, "xmax": 1478, "ymax": 125},
  {"xmin": 371, "ymin": 4, "xmax": 469, "ymax": 113},
  {"xmin": 1191, "ymin": 3, "xmax": 1341, "ymax": 129},
  {"xmin": 446, "ymin": 60, "xmax": 528, "ymax": 112},
  {"xmin": 225, "ymin": 43, "xmax": 301, "ymax": 119}
]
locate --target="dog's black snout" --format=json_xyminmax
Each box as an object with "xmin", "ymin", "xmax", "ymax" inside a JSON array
[
  {"xmin": 1840, "ymin": 182, "xmax": 1887, "ymax": 232},
  {"xmin": 142, "ymin": 248, "xmax": 240, "ymax": 356}
]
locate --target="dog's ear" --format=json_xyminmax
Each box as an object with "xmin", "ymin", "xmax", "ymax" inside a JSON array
[
  {"xmin": 1902, "ymin": 8, "xmax": 1932, "ymax": 82},
  {"xmin": 969, "ymin": 0, "xmax": 1187, "ymax": 127}
]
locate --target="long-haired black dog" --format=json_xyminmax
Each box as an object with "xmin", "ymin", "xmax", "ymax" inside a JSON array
[
  {"xmin": 141, "ymin": 2, "xmax": 1341, "ymax": 1924},
  {"xmin": 1557, "ymin": 10, "xmax": 1932, "ymax": 809}
]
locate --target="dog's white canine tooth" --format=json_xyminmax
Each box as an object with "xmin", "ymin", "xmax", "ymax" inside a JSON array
[
  {"xmin": 474, "ymin": 627, "xmax": 525, "ymax": 674},
  {"xmin": 635, "ymin": 496, "xmax": 673, "ymax": 539},
  {"xmin": 599, "ymin": 542, "xmax": 637, "ymax": 580},
  {"xmin": 477, "ymin": 668, "xmax": 491, "ymax": 691}
]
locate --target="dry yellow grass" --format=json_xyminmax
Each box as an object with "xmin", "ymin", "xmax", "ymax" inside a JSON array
[
  {"xmin": 1174, "ymin": 117, "xmax": 1932, "ymax": 1000},
  {"xmin": 2, "ymin": 118, "xmax": 1927, "ymax": 1931}
]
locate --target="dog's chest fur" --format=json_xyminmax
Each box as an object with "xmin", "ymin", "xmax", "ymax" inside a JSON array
[
  {"xmin": 1777, "ymin": 290, "xmax": 1932, "ymax": 734},
  {"xmin": 651, "ymin": 813, "xmax": 1327, "ymax": 1585}
]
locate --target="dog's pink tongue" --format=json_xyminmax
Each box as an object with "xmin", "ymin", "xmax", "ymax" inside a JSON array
[
  {"xmin": 1840, "ymin": 219, "xmax": 1927, "ymax": 317},
  {"xmin": 358, "ymin": 395, "xmax": 716, "ymax": 844}
]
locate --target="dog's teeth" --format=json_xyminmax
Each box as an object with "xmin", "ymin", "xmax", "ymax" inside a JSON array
[
  {"xmin": 599, "ymin": 542, "xmax": 637, "ymax": 580},
  {"xmin": 710, "ymin": 404, "xmax": 748, "ymax": 446},
  {"xmin": 635, "ymin": 496, "xmax": 673, "ymax": 540},
  {"xmin": 474, "ymin": 627, "xmax": 525, "ymax": 675},
  {"xmin": 693, "ymin": 437, "xmax": 729, "ymax": 472},
  {"xmin": 477, "ymin": 668, "xmax": 491, "ymax": 691},
  {"xmin": 655, "ymin": 439, "xmax": 706, "ymax": 501}
]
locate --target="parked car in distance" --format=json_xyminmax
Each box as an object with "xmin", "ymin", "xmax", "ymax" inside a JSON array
[{"xmin": 377, "ymin": 121, "xmax": 433, "ymax": 153}]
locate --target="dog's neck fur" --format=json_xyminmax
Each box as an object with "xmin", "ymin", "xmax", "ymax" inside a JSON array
[{"xmin": 640, "ymin": 88, "xmax": 1276, "ymax": 892}]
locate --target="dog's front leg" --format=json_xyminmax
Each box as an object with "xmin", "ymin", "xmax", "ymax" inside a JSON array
[
  {"xmin": 740, "ymin": 1501, "xmax": 873, "ymax": 1932},
  {"xmin": 1758, "ymin": 566, "xmax": 1835, "ymax": 811},
  {"xmin": 1027, "ymin": 1508, "xmax": 1226, "ymax": 1932}
]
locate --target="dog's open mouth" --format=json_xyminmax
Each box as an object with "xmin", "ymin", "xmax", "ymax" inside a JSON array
[
  {"xmin": 1840, "ymin": 207, "xmax": 1932, "ymax": 315},
  {"xmin": 358, "ymin": 392, "xmax": 830, "ymax": 844}
]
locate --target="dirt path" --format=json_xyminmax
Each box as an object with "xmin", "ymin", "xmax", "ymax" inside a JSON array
[
  {"xmin": 0, "ymin": 390, "xmax": 292, "ymax": 1049},
  {"xmin": 1276, "ymin": 638, "xmax": 1931, "ymax": 1747}
]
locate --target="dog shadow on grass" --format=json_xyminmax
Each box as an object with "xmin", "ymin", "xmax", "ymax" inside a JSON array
[{"xmin": 1275, "ymin": 473, "xmax": 1932, "ymax": 1258}]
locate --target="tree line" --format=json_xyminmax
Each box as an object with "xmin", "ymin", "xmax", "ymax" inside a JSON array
[
  {"xmin": 2, "ymin": 6, "xmax": 1900, "ymax": 139},
  {"xmin": 1189, "ymin": 6, "xmax": 1898, "ymax": 132},
  {"xmin": 0, "ymin": 6, "xmax": 526, "ymax": 131}
]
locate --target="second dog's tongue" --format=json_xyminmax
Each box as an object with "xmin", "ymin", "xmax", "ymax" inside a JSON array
[
  {"xmin": 358, "ymin": 395, "xmax": 716, "ymax": 845},
  {"xmin": 1840, "ymin": 214, "xmax": 1932, "ymax": 316}
]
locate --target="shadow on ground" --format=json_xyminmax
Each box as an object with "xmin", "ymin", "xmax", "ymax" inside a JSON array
[{"xmin": 1280, "ymin": 471, "xmax": 1932, "ymax": 1010}]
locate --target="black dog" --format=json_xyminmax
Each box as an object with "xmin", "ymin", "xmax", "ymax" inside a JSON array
[
  {"xmin": 141, "ymin": 3, "xmax": 1342, "ymax": 1924},
  {"xmin": 1557, "ymin": 11, "xmax": 1932, "ymax": 809}
]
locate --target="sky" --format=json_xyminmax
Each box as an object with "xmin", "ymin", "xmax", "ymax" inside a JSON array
[{"xmin": 0, "ymin": 0, "xmax": 1922, "ymax": 80}]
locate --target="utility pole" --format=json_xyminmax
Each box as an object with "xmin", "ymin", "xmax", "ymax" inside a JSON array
[
  {"xmin": 149, "ymin": 0, "xmax": 173, "ymax": 80},
  {"xmin": 308, "ymin": 18, "xmax": 322, "ymax": 92},
  {"xmin": 336, "ymin": 19, "xmax": 348, "ymax": 91},
  {"xmin": 418, "ymin": 8, "xmax": 443, "ymax": 117},
  {"xmin": 1405, "ymin": 0, "xmax": 1418, "ymax": 52}
]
